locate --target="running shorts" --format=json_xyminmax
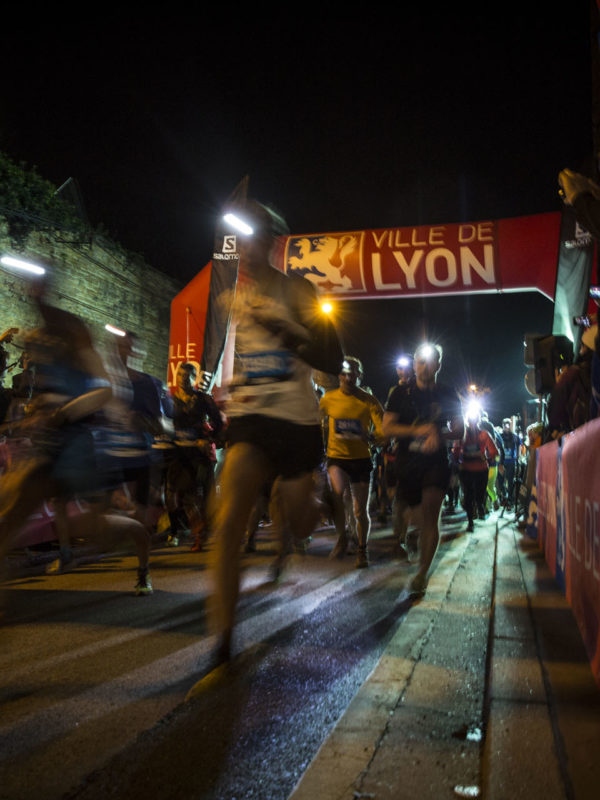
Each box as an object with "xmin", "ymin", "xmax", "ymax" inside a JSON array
[
  {"xmin": 226, "ymin": 415, "xmax": 323, "ymax": 480},
  {"xmin": 326, "ymin": 457, "xmax": 373, "ymax": 484}
]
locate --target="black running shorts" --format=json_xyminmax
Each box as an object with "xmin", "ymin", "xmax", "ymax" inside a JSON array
[
  {"xmin": 226, "ymin": 415, "xmax": 324, "ymax": 480},
  {"xmin": 395, "ymin": 452, "xmax": 451, "ymax": 507},
  {"xmin": 326, "ymin": 457, "xmax": 373, "ymax": 484}
]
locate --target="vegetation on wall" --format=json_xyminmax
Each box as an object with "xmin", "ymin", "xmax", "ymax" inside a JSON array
[{"xmin": 0, "ymin": 151, "xmax": 86, "ymax": 247}]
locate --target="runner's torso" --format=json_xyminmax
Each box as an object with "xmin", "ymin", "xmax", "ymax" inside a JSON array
[{"xmin": 226, "ymin": 271, "xmax": 319, "ymax": 425}]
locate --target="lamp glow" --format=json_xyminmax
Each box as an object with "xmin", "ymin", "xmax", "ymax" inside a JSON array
[
  {"xmin": 1, "ymin": 255, "xmax": 46, "ymax": 275},
  {"xmin": 465, "ymin": 398, "xmax": 482, "ymax": 421},
  {"xmin": 415, "ymin": 343, "xmax": 437, "ymax": 361},
  {"xmin": 223, "ymin": 213, "xmax": 254, "ymax": 236},
  {"xmin": 105, "ymin": 324, "xmax": 127, "ymax": 337}
]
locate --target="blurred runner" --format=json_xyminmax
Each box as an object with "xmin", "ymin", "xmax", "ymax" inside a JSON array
[
  {"xmin": 205, "ymin": 200, "xmax": 343, "ymax": 669},
  {"xmin": 0, "ymin": 287, "xmax": 154, "ymax": 597}
]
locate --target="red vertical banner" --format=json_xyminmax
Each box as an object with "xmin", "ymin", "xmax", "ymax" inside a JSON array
[{"xmin": 168, "ymin": 264, "xmax": 213, "ymax": 389}]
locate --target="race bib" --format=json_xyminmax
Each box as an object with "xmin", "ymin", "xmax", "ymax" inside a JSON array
[
  {"xmin": 239, "ymin": 350, "xmax": 293, "ymax": 384},
  {"xmin": 334, "ymin": 418, "xmax": 363, "ymax": 439}
]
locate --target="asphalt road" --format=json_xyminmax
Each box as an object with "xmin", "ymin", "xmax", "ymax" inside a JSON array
[{"xmin": 0, "ymin": 516, "xmax": 467, "ymax": 800}]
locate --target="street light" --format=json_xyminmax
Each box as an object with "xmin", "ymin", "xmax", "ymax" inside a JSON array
[
  {"xmin": 105, "ymin": 324, "xmax": 127, "ymax": 337},
  {"xmin": 0, "ymin": 255, "xmax": 46, "ymax": 276},
  {"xmin": 223, "ymin": 213, "xmax": 254, "ymax": 236}
]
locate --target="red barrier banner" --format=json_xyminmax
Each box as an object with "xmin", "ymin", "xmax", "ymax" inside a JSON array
[
  {"xmin": 279, "ymin": 212, "xmax": 560, "ymax": 300},
  {"xmin": 561, "ymin": 419, "xmax": 600, "ymax": 682},
  {"xmin": 536, "ymin": 420, "xmax": 600, "ymax": 685},
  {"xmin": 536, "ymin": 438, "xmax": 559, "ymax": 574}
]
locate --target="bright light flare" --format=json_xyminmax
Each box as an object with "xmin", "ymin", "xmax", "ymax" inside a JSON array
[
  {"xmin": 465, "ymin": 398, "xmax": 482, "ymax": 421},
  {"xmin": 415, "ymin": 343, "xmax": 438, "ymax": 362},
  {"xmin": 105, "ymin": 324, "xmax": 127, "ymax": 337},
  {"xmin": 396, "ymin": 356, "xmax": 410, "ymax": 368},
  {"xmin": 320, "ymin": 301, "xmax": 333, "ymax": 314},
  {"xmin": 223, "ymin": 213, "xmax": 254, "ymax": 236},
  {"xmin": 1, "ymin": 255, "xmax": 46, "ymax": 275}
]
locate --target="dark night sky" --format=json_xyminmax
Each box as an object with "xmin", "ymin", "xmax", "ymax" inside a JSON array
[{"xmin": 1, "ymin": 7, "xmax": 595, "ymax": 422}]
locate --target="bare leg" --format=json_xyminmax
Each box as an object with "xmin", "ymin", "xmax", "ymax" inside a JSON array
[
  {"xmin": 327, "ymin": 465, "xmax": 351, "ymax": 556},
  {"xmin": 269, "ymin": 479, "xmax": 289, "ymax": 579},
  {"xmin": 350, "ymin": 481, "xmax": 371, "ymax": 549},
  {"xmin": 350, "ymin": 480, "xmax": 371, "ymax": 568},
  {"xmin": 209, "ymin": 443, "xmax": 271, "ymax": 655},
  {"xmin": 392, "ymin": 493, "xmax": 408, "ymax": 544},
  {"xmin": 67, "ymin": 505, "xmax": 151, "ymax": 571},
  {"xmin": 245, "ymin": 490, "xmax": 270, "ymax": 552},
  {"xmin": 413, "ymin": 486, "xmax": 444, "ymax": 590},
  {"xmin": 105, "ymin": 514, "xmax": 150, "ymax": 570},
  {"xmin": 343, "ymin": 487, "xmax": 357, "ymax": 546}
]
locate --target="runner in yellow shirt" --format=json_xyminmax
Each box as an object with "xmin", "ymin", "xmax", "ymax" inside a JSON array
[{"xmin": 319, "ymin": 357, "xmax": 384, "ymax": 568}]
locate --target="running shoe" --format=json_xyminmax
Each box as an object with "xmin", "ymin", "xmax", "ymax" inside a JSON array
[
  {"xmin": 135, "ymin": 571, "xmax": 153, "ymax": 596},
  {"xmin": 45, "ymin": 547, "xmax": 73, "ymax": 575},
  {"xmin": 396, "ymin": 572, "xmax": 428, "ymax": 603},
  {"xmin": 408, "ymin": 572, "xmax": 428, "ymax": 598}
]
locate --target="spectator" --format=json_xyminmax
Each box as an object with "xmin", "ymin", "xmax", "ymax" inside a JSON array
[{"xmin": 546, "ymin": 341, "xmax": 592, "ymax": 439}]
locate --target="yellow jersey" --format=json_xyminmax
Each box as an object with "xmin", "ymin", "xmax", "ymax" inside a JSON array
[{"xmin": 319, "ymin": 387, "xmax": 384, "ymax": 460}]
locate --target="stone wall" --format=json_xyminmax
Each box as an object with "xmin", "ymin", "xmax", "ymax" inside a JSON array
[{"xmin": 0, "ymin": 216, "xmax": 182, "ymax": 382}]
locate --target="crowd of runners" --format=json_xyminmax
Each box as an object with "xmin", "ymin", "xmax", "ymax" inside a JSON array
[{"xmin": 0, "ymin": 199, "xmax": 532, "ymax": 673}]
